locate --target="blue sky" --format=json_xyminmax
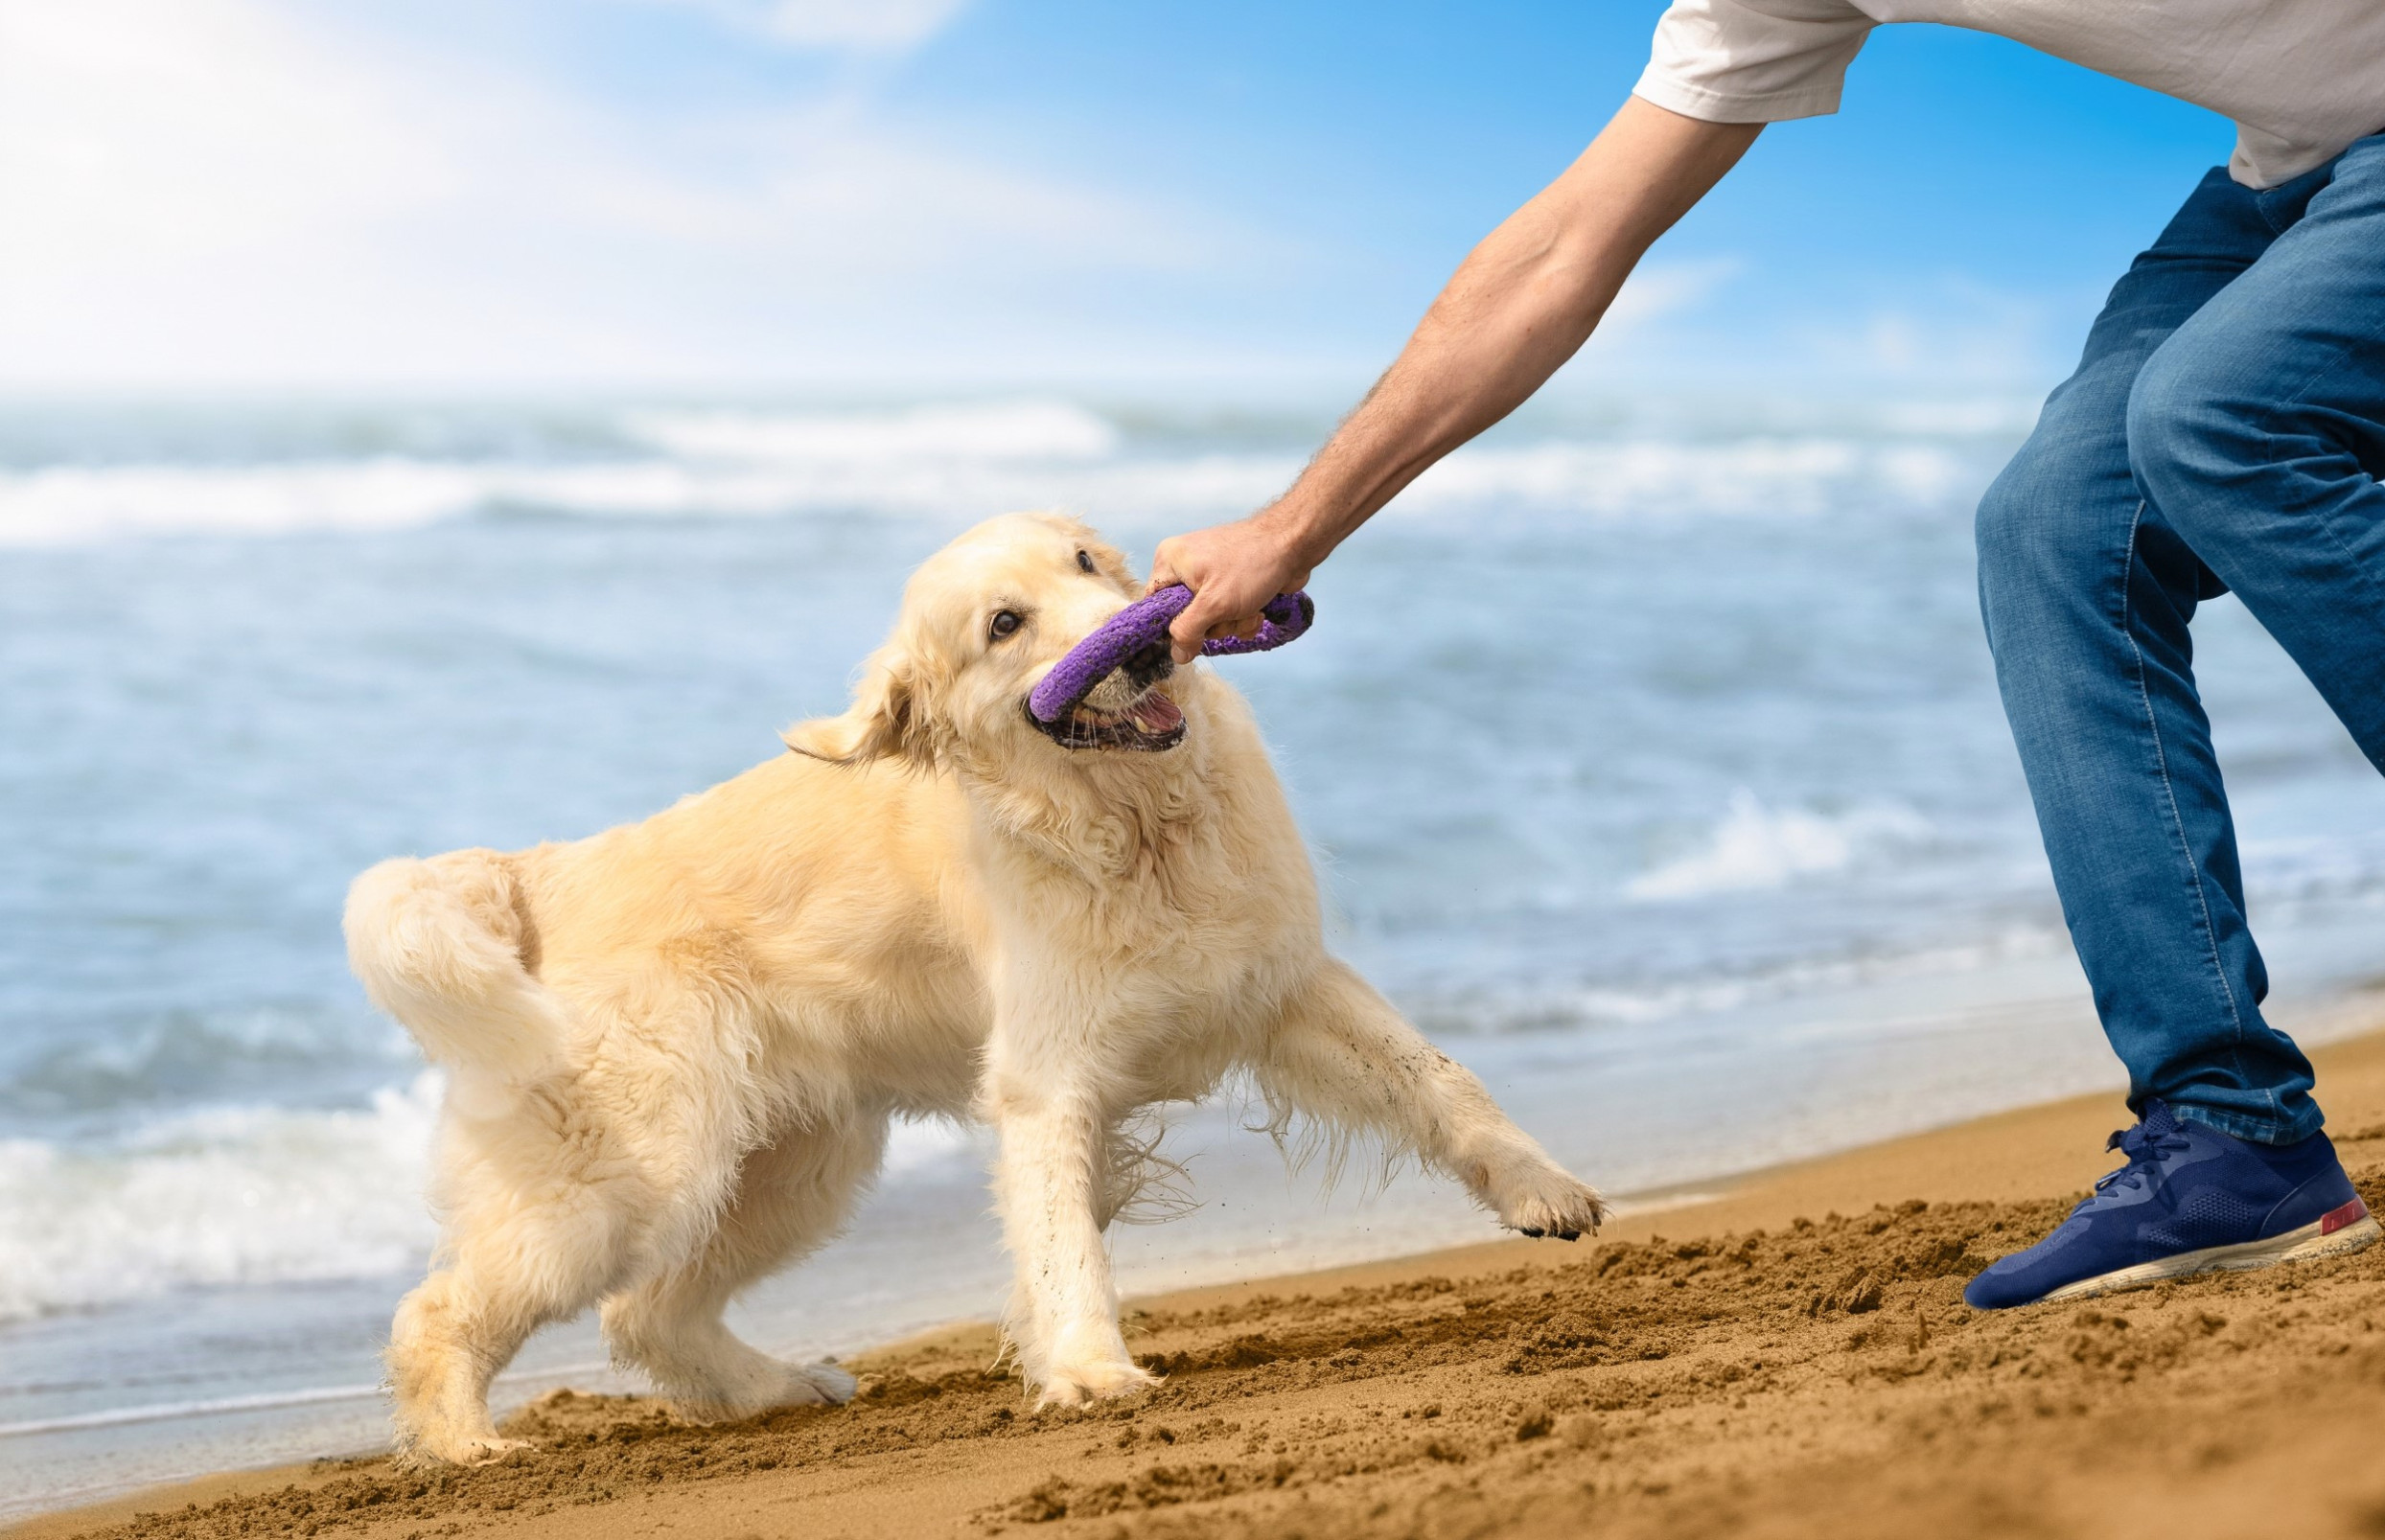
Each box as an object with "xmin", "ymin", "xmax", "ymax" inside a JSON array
[{"xmin": 0, "ymin": 0, "xmax": 2238, "ymax": 394}]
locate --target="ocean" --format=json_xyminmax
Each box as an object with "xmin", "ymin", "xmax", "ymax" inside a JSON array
[{"xmin": 4, "ymin": 392, "xmax": 2381, "ymax": 1513}]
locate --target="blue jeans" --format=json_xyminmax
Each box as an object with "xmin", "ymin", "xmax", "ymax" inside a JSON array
[{"xmin": 1977, "ymin": 131, "xmax": 2385, "ymax": 1146}]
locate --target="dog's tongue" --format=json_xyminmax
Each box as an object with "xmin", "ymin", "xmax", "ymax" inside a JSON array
[{"xmin": 1128, "ymin": 692, "xmax": 1184, "ymax": 734}]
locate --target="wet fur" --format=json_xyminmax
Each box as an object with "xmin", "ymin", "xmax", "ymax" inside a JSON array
[{"xmin": 345, "ymin": 510, "xmax": 1607, "ymax": 1463}]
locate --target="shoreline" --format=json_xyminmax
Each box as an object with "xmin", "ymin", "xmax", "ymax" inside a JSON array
[{"xmin": 18, "ymin": 1004, "xmax": 2385, "ymax": 1539}]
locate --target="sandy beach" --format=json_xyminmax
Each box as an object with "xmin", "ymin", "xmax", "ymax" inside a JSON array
[{"xmin": 12, "ymin": 1004, "xmax": 2385, "ymax": 1540}]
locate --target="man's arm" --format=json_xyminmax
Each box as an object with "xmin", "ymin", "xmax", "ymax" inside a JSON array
[{"xmin": 1148, "ymin": 96, "xmax": 1761, "ymax": 660}]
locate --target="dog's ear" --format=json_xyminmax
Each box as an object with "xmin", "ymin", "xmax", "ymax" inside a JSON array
[{"xmin": 783, "ymin": 642, "xmax": 925, "ymax": 767}]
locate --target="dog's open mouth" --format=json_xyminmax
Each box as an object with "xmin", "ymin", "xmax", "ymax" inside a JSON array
[{"xmin": 1029, "ymin": 685, "xmax": 1186, "ymax": 752}]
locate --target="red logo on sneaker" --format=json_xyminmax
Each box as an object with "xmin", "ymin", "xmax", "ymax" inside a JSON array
[{"xmin": 2321, "ymin": 1198, "xmax": 2368, "ymax": 1236}]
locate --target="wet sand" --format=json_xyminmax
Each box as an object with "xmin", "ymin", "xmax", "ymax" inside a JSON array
[{"xmin": 21, "ymin": 1015, "xmax": 2385, "ymax": 1540}]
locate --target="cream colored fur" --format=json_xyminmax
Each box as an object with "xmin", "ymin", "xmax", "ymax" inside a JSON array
[{"xmin": 345, "ymin": 511, "xmax": 1607, "ymax": 1464}]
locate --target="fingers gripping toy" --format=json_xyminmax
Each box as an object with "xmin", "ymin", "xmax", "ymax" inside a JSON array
[{"xmin": 1027, "ymin": 585, "xmax": 1314, "ymax": 725}]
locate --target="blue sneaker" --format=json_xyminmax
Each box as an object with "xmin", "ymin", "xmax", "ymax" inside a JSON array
[{"xmin": 1965, "ymin": 1099, "xmax": 2378, "ymax": 1309}]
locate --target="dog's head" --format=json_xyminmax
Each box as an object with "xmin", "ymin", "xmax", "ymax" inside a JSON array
[{"xmin": 787, "ymin": 511, "xmax": 1192, "ymax": 770}]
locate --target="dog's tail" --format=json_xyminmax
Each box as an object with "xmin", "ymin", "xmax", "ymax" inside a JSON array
[{"xmin": 345, "ymin": 851, "xmax": 569, "ymax": 1090}]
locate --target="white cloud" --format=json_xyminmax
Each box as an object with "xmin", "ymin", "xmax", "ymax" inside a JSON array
[
  {"xmin": 0, "ymin": 0, "xmax": 450, "ymax": 274},
  {"xmin": 0, "ymin": 0, "xmax": 1277, "ymax": 388}
]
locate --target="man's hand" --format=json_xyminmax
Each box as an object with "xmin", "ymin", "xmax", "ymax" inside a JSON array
[{"xmin": 1146, "ymin": 510, "xmax": 1315, "ymax": 664}]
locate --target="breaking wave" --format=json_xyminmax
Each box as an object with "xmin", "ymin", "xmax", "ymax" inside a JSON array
[
  {"xmin": 0, "ymin": 1071, "xmax": 984, "ymax": 1323},
  {"xmin": 0, "ymin": 1076, "xmax": 443, "ymax": 1323},
  {"xmin": 1627, "ymin": 791, "xmax": 1937, "ymax": 902},
  {"xmin": 0, "ymin": 398, "xmax": 1996, "ymax": 547}
]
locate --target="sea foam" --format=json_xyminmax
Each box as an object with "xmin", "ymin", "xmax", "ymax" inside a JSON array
[
  {"xmin": 618, "ymin": 400, "xmax": 1121, "ymax": 464},
  {"xmin": 0, "ymin": 1075, "xmax": 442, "ymax": 1323},
  {"xmin": 0, "ymin": 398, "xmax": 1990, "ymax": 547},
  {"xmin": 1628, "ymin": 791, "xmax": 1934, "ymax": 902},
  {"xmin": 0, "ymin": 1072, "xmax": 984, "ymax": 1323}
]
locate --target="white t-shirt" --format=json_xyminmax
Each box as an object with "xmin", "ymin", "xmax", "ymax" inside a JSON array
[{"xmin": 1633, "ymin": 0, "xmax": 2385, "ymax": 187}]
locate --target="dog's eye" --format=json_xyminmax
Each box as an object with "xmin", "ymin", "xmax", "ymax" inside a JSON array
[
  {"xmin": 1076, "ymin": 549, "xmax": 1096, "ymax": 574},
  {"xmin": 989, "ymin": 609, "xmax": 1023, "ymax": 641}
]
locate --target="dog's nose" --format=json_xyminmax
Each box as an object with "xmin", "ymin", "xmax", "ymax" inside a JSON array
[{"xmin": 1123, "ymin": 641, "xmax": 1174, "ymax": 689}]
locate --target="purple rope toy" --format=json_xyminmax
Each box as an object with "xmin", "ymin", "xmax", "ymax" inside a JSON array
[{"xmin": 1028, "ymin": 585, "xmax": 1314, "ymax": 724}]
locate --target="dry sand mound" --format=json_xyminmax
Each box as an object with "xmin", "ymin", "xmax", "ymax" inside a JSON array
[{"xmin": 43, "ymin": 1159, "xmax": 2385, "ymax": 1540}]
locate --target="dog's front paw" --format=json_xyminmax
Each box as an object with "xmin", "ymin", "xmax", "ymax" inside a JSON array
[
  {"xmin": 1487, "ymin": 1161, "xmax": 1609, "ymax": 1242},
  {"xmin": 1033, "ymin": 1353, "xmax": 1158, "ymax": 1411},
  {"xmin": 1026, "ymin": 1319, "xmax": 1159, "ymax": 1410}
]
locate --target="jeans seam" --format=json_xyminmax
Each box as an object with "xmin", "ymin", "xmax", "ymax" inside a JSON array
[{"xmin": 2119, "ymin": 498, "xmax": 2262, "ymax": 1115}]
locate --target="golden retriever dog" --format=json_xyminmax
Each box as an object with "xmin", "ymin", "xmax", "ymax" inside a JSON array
[{"xmin": 346, "ymin": 510, "xmax": 1607, "ymax": 1464}]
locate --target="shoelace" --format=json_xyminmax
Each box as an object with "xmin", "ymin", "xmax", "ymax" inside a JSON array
[{"xmin": 2075, "ymin": 1115, "xmax": 2193, "ymax": 1211}]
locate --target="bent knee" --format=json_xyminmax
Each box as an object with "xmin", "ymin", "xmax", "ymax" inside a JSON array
[
  {"xmin": 2124, "ymin": 339, "xmax": 2272, "ymax": 525},
  {"xmin": 1974, "ymin": 436, "xmax": 2116, "ymax": 598}
]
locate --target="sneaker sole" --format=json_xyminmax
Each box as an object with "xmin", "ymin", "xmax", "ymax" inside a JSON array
[{"xmin": 2036, "ymin": 1203, "xmax": 2382, "ymax": 1306}]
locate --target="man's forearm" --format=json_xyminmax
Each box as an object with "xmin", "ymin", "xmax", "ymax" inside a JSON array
[
  {"xmin": 1148, "ymin": 97, "xmax": 1760, "ymax": 659},
  {"xmin": 1268, "ymin": 97, "xmax": 1761, "ymax": 567}
]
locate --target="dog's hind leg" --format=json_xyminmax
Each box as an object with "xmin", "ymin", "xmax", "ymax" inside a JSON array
[
  {"xmin": 599, "ymin": 1115, "xmax": 886, "ymax": 1421},
  {"xmin": 387, "ymin": 1161, "xmax": 635, "ymax": 1465},
  {"xmin": 1257, "ymin": 959, "xmax": 1609, "ymax": 1240}
]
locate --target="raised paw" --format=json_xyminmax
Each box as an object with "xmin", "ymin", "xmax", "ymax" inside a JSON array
[{"xmin": 1487, "ymin": 1161, "xmax": 1609, "ymax": 1242}]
